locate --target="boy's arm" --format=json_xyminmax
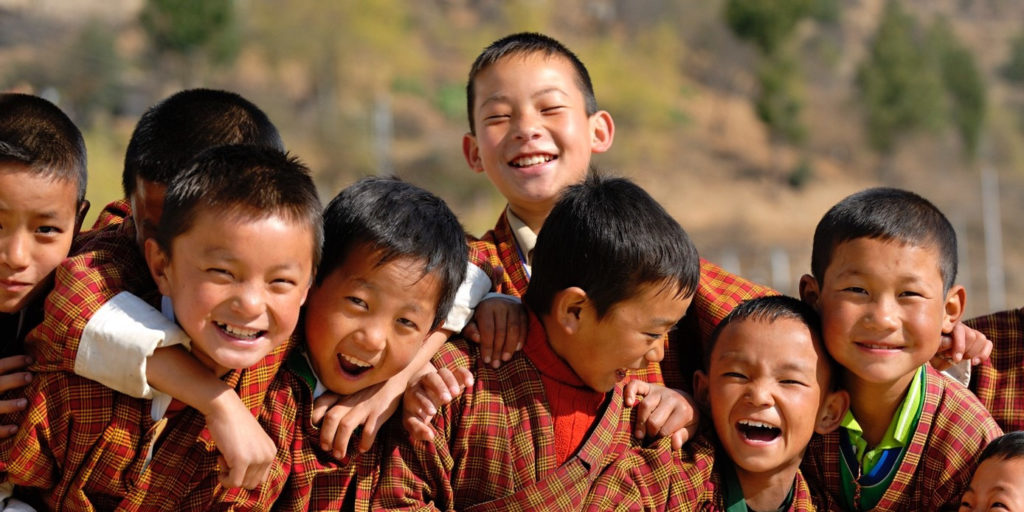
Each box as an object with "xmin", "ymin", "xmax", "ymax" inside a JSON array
[{"xmin": 0, "ymin": 355, "xmax": 32, "ymax": 438}]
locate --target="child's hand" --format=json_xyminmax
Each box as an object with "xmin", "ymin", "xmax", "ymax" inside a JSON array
[
  {"xmin": 0, "ymin": 354, "xmax": 32, "ymax": 438},
  {"xmin": 310, "ymin": 376, "xmax": 407, "ymax": 461},
  {"xmin": 463, "ymin": 295, "xmax": 526, "ymax": 368},
  {"xmin": 624, "ymin": 380, "xmax": 699, "ymax": 451},
  {"xmin": 205, "ymin": 390, "xmax": 276, "ymax": 490},
  {"xmin": 932, "ymin": 321, "xmax": 992, "ymax": 370},
  {"xmin": 402, "ymin": 367, "xmax": 474, "ymax": 442}
]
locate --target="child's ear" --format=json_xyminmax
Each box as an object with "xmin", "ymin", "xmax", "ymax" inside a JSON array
[
  {"xmin": 552, "ymin": 286, "xmax": 588, "ymax": 335},
  {"xmin": 798, "ymin": 274, "xmax": 821, "ymax": 311},
  {"xmin": 941, "ymin": 285, "xmax": 966, "ymax": 334},
  {"xmin": 74, "ymin": 200, "xmax": 90, "ymax": 236},
  {"xmin": 462, "ymin": 133, "xmax": 485, "ymax": 174},
  {"xmin": 589, "ymin": 110, "xmax": 615, "ymax": 154},
  {"xmin": 692, "ymin": 370, "xmax": 711, "ymax": 410},
  {"xmin": 814, "ymin": 389, "xmax": 849, "ymax": 435},
  {"xmin": 144, "ymin": 238, "xmax": 173, "ymax": 297}
]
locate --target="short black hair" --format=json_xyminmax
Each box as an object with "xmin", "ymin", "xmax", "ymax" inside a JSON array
[
  {"xmin": 319, "ymin": 176, "xmax": 467, "ymax": 330},
  {"xmin": 123, "ymin": 88, "xmax": 283, "ymax": 198},
  {"xmin": 155, "ymin": 145, "xmax": 322, "ymax": 272},
  {"xmin": 811, "ymin": 187, "xmax": 958, "ymax": 292},
  {"xmin": 704, "ymin": 296, "xmax": 837, "ymax": 388},
  {"xmin": 466, "ymin": 32, "xmax": 598, "ymax": 134},
  {"xmin": 977, "ymin": 431, "xmax": 1024, "ymax": 465},
  {"xmin": 523, "ymin": 174, "xmax": 699, "ymax": 319},
  {"xmin": 0, "ymin": 93, "xmax": 87, "ymax": 203}
]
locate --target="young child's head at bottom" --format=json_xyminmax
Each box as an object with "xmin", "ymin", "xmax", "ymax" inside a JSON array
[
  {"xmin": 303, "ymin": 176, "xmax": 467, "ymax": 396},
  {"xmin": 522, "ymin": 174, "xmax": 700, "ymax": 392},
  {"xmin": 145, "ymin": 144, "xmax": 322, "ymax": 376},
  {"xmin": 0, "ymin": 93, "xmax": 89, "ymax": 314},
  {"xmin": 695, "ymin": 296, "xmax": 848, "ymax": 489},
  {"xmin": 799, "ymin": 187, "xmax": 965, "ymax": 389},
  {"xmin": 960, "ymin": 431, "xmax": 1024, "ymax": 511}
]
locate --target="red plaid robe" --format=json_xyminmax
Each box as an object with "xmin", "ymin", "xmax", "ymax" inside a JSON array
[
  {"xmin": 470, "ymin": 211, "xmax": 774, "ymax": 389},
  {"xmin": 90, "ymin": 198, "xmax": 131, "ymax": 231},
  {"xmin": 965, "ymin": 307, "xmax": 1024, "ymax": 432},
  {"xmin": 263, "ymin": 354, "xmax": 381, "ymax": 512},
  {"xmin": 801, "ymin": 365, "xmax": 1001, "ymax": 511},
  {"xmin": 1, "ymin": 223, "xmax": 295, "ymax": 509},
  {"xmin": 373, "ymin": 326, "xmax": 637, "ymax": 511},
  {"xmin": 0, "ymin": 341, "xmax": 291, "ymax": 510},
  {"xmin": 585, "ymin": 433, "xmax": 833, "ymax": 512}
]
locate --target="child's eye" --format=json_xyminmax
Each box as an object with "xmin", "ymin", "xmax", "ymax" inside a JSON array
[
  {"xmin": 643, "ymin": 332, "xmax": 663, "ymax": 341},
  {"xmin": 722, "ymin": 372, "xmax": 747, "ymax": 380},
  {"xmin": 36, "ymin": 225, "xmax": 63, "ymax": 235},
  {"xmin": 206, "ymin": 268, "xmax": 233, "ymax": 278},
  {"xmin": 347, "ymin": 296, "xmax": 367, "ymax": 309},
  {"xmin": 779, "ymin": 379, "xmax": 807, "ymax": 387},
  {"xmin": 841, "ymin": 286, "xmax": 867, "ymax": 294},
  {"xmin": 540, "ymin": 105, "xmax": 566, "ymax": 114},
  {"xmin": 483, "ymin": 113, "xmax": 510, "ymax": 123},
  {"xmin": 898, "ymin": 290, "xmax": 924, "ymax": 298},
  {"xmin": 397, "ymin": 317, "xmax": 419, "ymax": 331},
  {"xmin": 269, "ymin": 279, "xmax": 296, "ymax": 292}
]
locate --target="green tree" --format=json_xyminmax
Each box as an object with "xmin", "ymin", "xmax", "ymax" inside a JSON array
[
  {"xmin": 724, "ymin": 0, "xmax": 814, "ymax": 54},
  {"xmin": 140, "ymin": 0, "xmax": 239, "ymax": 65},
  {"xmin": 928, "ymin": 17, "xmax": 986, "ymax": 160},
  {"xmin": 857, "ymin": 1, "xmax": 944, "ymax": 154},
  {"xmin": 1001, "ymin": 29, "xmax": 1024, "ymax": 84}
]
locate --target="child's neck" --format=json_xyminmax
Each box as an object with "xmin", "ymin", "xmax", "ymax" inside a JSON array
[
  {"xmin": 843, "ymin": 369, "xmax": 916, "ymax": 446},
  {"xmin": 507, "ymin": 204, "xmax": 548, "ymax": 234},
  {"xmin": 735, "ymin": 462, "xmax": 796, "ymax": 511}
]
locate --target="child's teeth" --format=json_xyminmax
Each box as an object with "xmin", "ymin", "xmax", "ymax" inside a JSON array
[
  {"xmin": 341, "ymin": 353, "xmax": 372, "ymax": 368},
  {"xmin": 220, "ymin": 323, "xmax": 261, "ymax": 339},
  {"xmin": 512, "ymin": 155, "xmax": 552, "ymax": 167},
  {"xmin": 739, "ymin": 420, "xmax": 773, "ymax": 429}
]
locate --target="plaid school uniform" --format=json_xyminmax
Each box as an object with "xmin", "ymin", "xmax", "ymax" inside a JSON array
[
  {"xmin": 0, "ymin": 339, "xmax": 292, "ymax": 511},
  {"xmin": 265, "ymin": 354, "xmax": 381, "ymax": 512},
  {"xmin": 585, "ymin": 432, "xmax": 832, "ymax": 512},
  {"xmin": 91, "ymin": 197, "xmax": 132, "ymax": 231},
  {"xmin": 662, "ymin": 259, "xmax": 777, "ymax": 391},
  {"xmin": 374, "ymin": 325, "xmax": 637, "ymax": 511},
  {"xmin": 801, "ymin": 365, "xmax": 1001, "ymax": 511},
  {"xmin": 965, "ymin": 307, "xmax": 1024, "ymax": 432}
]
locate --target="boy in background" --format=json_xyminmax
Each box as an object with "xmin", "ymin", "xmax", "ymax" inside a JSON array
[
  {"xmin": 379, "ymin": 175, "xmax": 700, "ymax": 511},
  {"xmin": 261, "ymin": 176, "xmax": 467, "ymax": 511},
  {"xmin": 963, "ymin": 309, "xmax": 1024, "ymax": 432},
  {"xmin": 0, "ymin": 144, "xmax": 321, "ymax": 510},
  {"xmin": 799, "ymin": 187, "xmax": 1001, "ymax": 510},
  {"xmin": 958, "ymin": 431, "xmax": 1024, "ymax": 512},
  {"xmin": 584, "ymin": 296, "xmax": 847, "ymax": 511},
  {"xmin": 0, "ymin": 93, "xmax": 89, "ymax": 437}
]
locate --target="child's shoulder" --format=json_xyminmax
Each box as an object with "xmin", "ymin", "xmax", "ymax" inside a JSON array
[{"xmin": 925, "ymin": 365, "xmax": 1001, "ymax": 444}]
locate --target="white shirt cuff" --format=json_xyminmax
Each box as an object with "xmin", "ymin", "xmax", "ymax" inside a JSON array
[
  {"xmin": 941, "ymin": 359, "xmax": 972, "ymax": 388},
  {"xmin": 442, "ymin": 263, "xmax": 493, "ymax": 332},
  {"xmin": 76, "ymin": 291, "xmax": 191, "ymax": 399}
]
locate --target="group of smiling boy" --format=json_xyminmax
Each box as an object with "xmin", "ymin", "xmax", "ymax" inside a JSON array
[{"xmin": 0, "ymin": 31, "xmax": 1021, "ymax": 511}]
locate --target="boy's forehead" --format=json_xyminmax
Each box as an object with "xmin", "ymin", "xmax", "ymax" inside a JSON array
[
  {"xmin": 474, "ymin": 53, "xmax": 584, "ymax": 98},
  {"xmin": 713, "ymin": 318, "xmax": 824, "ymax": 370},
  {"xmin": 0, "ymin": 165, "xmax": 79, "ymax": 208},
  {"xmin": 826, "ymin": 237, "xmax": 944, "ymax": 282}
]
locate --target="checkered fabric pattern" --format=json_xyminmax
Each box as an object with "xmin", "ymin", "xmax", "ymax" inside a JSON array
[
  {"xmin": 0, "ymin": 336, "xmax": 292, "ymax": 510},
  {"xmin": 662, "ymin": 259, "xmax": 777, "ymax": 391},
  {"xmin": 965, "ymin": 307, "xmax": 1024, "ymax": 432},
  {"xmin": 27, "ymin": 221, "xmax": 155, "ymax": 374},
  {"xmin": 801, "ymin": 365, "xmax": 1001, "ymax": 511},
  {"xmin": 2, "ymin": 223, "xmax": 296, "ymax": 509},
  {"xmin": 585, "ymin": 433, "xmax": 830, "ymax": 511},
  {"xmin": 265, "ymin": 358, "xmax": 380, "ymax": 512},
  {"xmin": 373, "ymin": 334, "xmax": 636, "ymax": 511},
  {"xmin": 90, "ymin": 198, "xmax": 131, "ymax": 231}
]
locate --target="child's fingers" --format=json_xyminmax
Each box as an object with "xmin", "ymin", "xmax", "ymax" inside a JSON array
[
  {"xmin": 633, "ymin": 392, "xmax": 661, "ymax": 439},
  {"xmin": 670, "ymin": 427, "xmax": 689, "ymax": 451},
  {"xmin": 452, "ymin": 367, "xmax": 475, "ymax": 390},
  {"xmin": 217, "ymin": 455, "xmax": 245, "ymax": 489},
  {"xmin": 0, "ymin": 370, "xmax": 31, "ymax": 394},
  {"xmin": 0, "ymin": 355, "xmax": 31, "ymax": 375},
  {"xmin": 488, "ymin": 310, "xmax": 508, "ymax": 368},
  {"xmin": 420, "ymin": 372, "xmax": 455, "ymax": 406},
  {"xmin": 403, "ymin": 415, "xmax": 436, "ymax": 442},
  {"xmin": 0, "ymin": 397, "xmax": 27, "ymax": 415},
  {"xmin": 437, "ymin": 368, "xmax": 471, "ymax": 399},
  {"xmin": 477, "ymin": 310, "xmax": 496, "ymax": 365},
  {"xmin": 462, "ymin": 320, "xmax": 481, "ymax": 344},
  {"xmin": 0, "ymin": 424, "xmax": 17, "ymax": 439},
  {"xmin": 310, "ymin": 392, "xmax": 342, "ymax": 425},
  {"xmin": 623, "ymin": 380, "xmax": 650, "ymax": 407}
]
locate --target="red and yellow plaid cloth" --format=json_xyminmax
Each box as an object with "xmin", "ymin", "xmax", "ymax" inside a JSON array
[
  {"xmin": 1, "ymin": 224, "xmax": 294, "ymax": 509},
  {"xmin": 470, "ymin": 212, "xmax": 775, "ymax": 390},
  {"xmin": 965, "ymin": 307, "xmax": 1024, "ymax": 432},
  {"xmin": 584, "ymin": 434, "xmax": 830, "ymax": 511},
  {"xmin": 801, "ymin": 365, "xmax": 1001, "ymax": 511},
  {"xmin": 373, "ymin": 330, "xmax": 637, "ymax": 511},
  {"xmin": 261, "ymin": 353, "xmax": 381, "ymax": 512}
]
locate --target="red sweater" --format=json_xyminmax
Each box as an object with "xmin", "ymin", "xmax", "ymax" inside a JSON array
[{"xmin": 522, "ymin": 311, "xmax": 607, "ymax": 465}]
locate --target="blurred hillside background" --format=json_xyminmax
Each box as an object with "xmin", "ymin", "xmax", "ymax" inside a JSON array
[{"xmin": 2, "ymin": 0, "xmax": 1023, "ymax": 316}]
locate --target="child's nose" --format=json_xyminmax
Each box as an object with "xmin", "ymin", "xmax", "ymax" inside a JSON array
[
  {"xmin": 645, "ymin": 341, "xmax": 665, "ymax": 364},
  {"xmin": 745, "ymin": 382, "xmax": 775, "ymax": 407},
  {"xmin": 511, "ymin": 111, "xmax": 542, "ymax": 141},
  {"xmin": 0, "ymin": 232, "xmax": 31, "ymax": 270},
  {"xmin": 352, "ymin": 320, "xmax": 387, "ymax": 353},
  {"xmin": 864, "ymin": 296, "xmax": 900, "ymax": 331},
  {"xmin": 230, "ymin": 282, "xmax": 267, "ymax": 318}
]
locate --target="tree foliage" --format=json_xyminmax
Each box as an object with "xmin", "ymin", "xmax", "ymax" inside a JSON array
[
  {"xmin": 724, "ymin": 0, "xmax": 814, "ymax": 55},
  {"xmin": 929, "ymin": 17, "xmax": 986, "ymax": 160},
  {"xmin": 140, "ymin": 0, "xmax": 239, "ymax": 64},
  {"xmin": 1002, "ymin": 29, "xmax": 1024, "ymax": 84},
  {"xmin": 857, "ymin": 1, "xmax": 944, "ymax": 154}
]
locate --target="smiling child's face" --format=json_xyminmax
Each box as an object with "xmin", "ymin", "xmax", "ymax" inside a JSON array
[
  {"xmin": 699, "ymin": 316, "xmax": 834, "ymax": 478},
  {"xmin": 147, "ymin": 209, "xmax": 314, "ymax": 376},
  {"xmin": 303, "ymin": 243, "xmax": 441, "ymax": 396},
  {"xmin": 960, "ymin": 456, "xmax": 1024, "ymax": 512}
]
